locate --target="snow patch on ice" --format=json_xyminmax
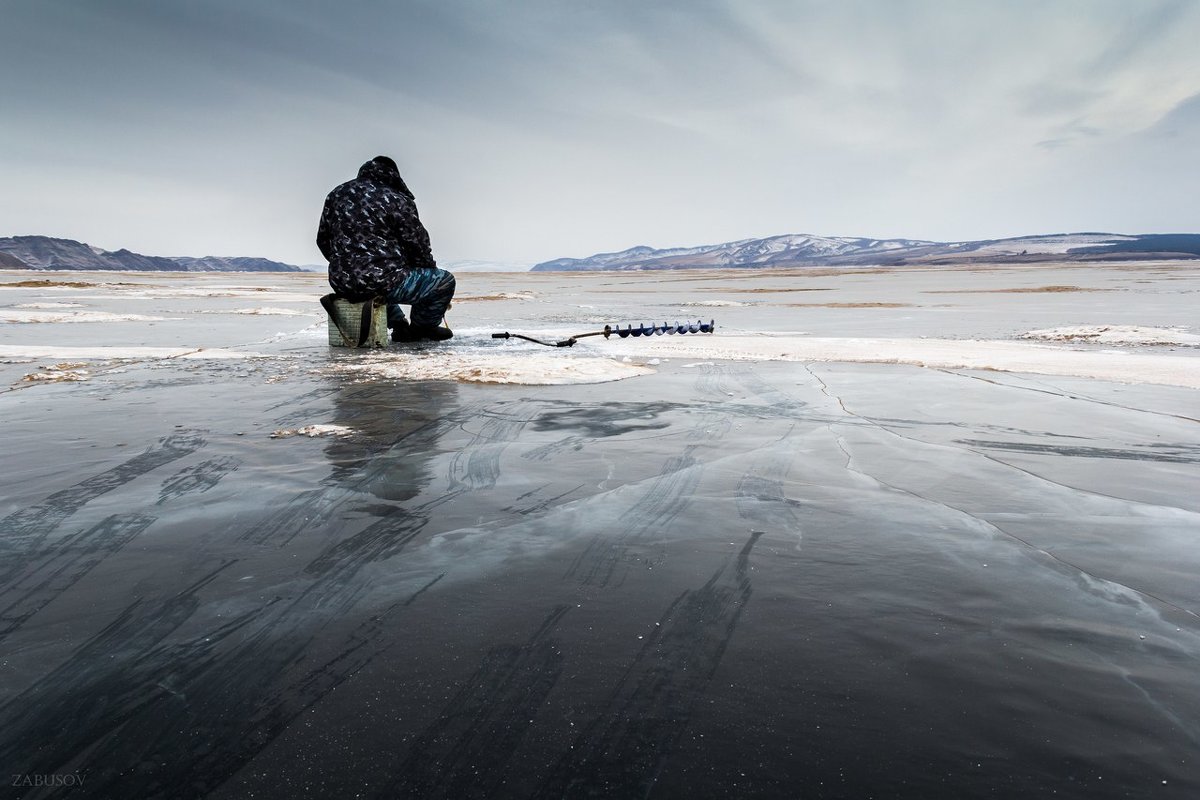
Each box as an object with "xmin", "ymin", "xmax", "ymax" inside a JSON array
[
  {"xmin": 20, "ymin": 363, "xmax": 90, "ymax": 383},
  {"xmin": 1020, "ymin": 325, "xmax": 1200, "ymax": 347},
  {"xmin": 1, "ymin": 309, "xmax": 177, "ymax": 323},
  {"xmin": 269, "ymin": 424, "xmax": 354, "ymax": 439},
  {"xmin": 329, "ymin": 352, "xmax": 654, "ymax": 385},
  {"xmin": 457, "ymin": 291, "xmax": 538, "ymax": 301},
  {"xmin": 606, "ymin": 335, "xmax": 1200, "ymax": 388},
  {"xmin": 201, "ymin": 307, "xmax": 319, "ymax": 316},
  {"xmin": 0, "ymin": 345, "xmax": 270, "ymax": 360},
  {"xmin": 13, "ymin": 302, "xmax": 86, "ymax": 309},
  {"xmin": 69, "ymin": 289, "xmax": 321, "ymax": 303}
]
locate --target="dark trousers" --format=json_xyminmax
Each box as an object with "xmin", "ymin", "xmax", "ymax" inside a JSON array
[{"xmin": 386, "ymin": 268, "xmax": 456, "ymax": 328}]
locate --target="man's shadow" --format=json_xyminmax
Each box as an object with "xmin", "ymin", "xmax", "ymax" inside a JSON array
[{"xmin": 321, "ymin": 377, "xmax": 461, "ymax": 505}]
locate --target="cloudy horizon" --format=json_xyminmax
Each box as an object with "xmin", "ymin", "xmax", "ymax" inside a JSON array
[{"xmin": 2, "ymin": 0, "xmax": 1198, "ymax": 266}]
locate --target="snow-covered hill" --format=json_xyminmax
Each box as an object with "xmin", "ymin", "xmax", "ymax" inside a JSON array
[
  {"xmin": 532, "ymin": 232, "xmax": 1200, "ymax": 271},
  {"xmin": 0, "ymin": 236, "xmax": 303, "ymax": 272}
]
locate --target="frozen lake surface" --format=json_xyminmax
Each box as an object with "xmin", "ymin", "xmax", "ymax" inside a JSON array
[{"xmin": 1, "ymin": 263, "xmax": 1198, "ymax": 798}]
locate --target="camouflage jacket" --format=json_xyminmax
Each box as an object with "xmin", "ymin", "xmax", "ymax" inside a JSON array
[{"xmin": 317, "ymin": 157, "xmax": 436, "ymax": 301}]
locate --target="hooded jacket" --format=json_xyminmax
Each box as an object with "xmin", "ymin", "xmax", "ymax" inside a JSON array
[{"xmin": 317, "ymin": 157, "xmax": 437, "ymax": 301}]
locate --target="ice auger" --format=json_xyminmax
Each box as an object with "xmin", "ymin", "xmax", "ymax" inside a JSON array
[{"xmin": 491, "ymin": 320, "xmax": 716, "ymax": 348}]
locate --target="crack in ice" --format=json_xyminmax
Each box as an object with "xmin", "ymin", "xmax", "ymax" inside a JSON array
[
  {"xmin": 802, "ymin": 363, "xmax": 1200, "ymax": 620},
  {"xmin": 933, "ymin": 368, "xmax": 1200, "ymax": 425}
]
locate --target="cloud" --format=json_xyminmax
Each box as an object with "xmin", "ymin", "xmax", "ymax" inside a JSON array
[
  {"xmin": 1146, "ymin": 91, "xmax": 1200, "ymax": 137},
  {"xmin": 1, "ymin": 0, "xmax": 1198, "ymax": 262}
]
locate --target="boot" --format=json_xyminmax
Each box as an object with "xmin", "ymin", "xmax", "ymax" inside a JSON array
[
  {"xmin": 389, "ymin": 319, "xmax": 412, "ymax": 342},
  {"xmin": 395, "ymin": 323, "xmax": 453, "ymax": 342}
]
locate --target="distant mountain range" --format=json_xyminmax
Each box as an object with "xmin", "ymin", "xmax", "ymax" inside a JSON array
[
  {"xmin": 7, "ymin": 231, "xmax": 1198, "ymax": 275},
  {"xmin": 442, "ymin": 259, "xmax": 534, "ymax": 273},
  {"xmin": 0, "ymin": 236, "xmax": 304, "ymax": 272},
  {"xmin": 531, "ymin": 232, "xmax": 1200, "ymax": 271}
]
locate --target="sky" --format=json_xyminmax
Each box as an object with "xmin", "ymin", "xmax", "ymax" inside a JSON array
[{"xmin": 2, "ymin": 0, "xmax": 1198, "ymax": 266}]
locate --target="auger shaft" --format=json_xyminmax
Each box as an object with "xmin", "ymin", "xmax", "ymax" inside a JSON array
[{"xmin": 491, "ymin": 320, "xmax": 716, "ymax": 347}]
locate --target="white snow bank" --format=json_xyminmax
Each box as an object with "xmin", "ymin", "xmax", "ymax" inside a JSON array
[
  {"xmin": 1020, "ymin": 325, "xmax": 1200, "ymax": 347},
  {"xmin": 13, "ymin": 302, "xmax": 85, "ymax": 309},
  {"xmin": 589, "ymin": 335, "xmax": 1200, "ymax": 388},
  {"xmin": 330, "ymin": 352, "xmax": 654, "ymax": 385}
]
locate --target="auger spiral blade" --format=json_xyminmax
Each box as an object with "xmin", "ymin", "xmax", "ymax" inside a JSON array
[
  {"xmin": 492, "ymin": 320, "xmax": 715, "ymax": 347},
  {"xmin": 609, "ymin": 320, "xmax": 715, "ymax": 338}
]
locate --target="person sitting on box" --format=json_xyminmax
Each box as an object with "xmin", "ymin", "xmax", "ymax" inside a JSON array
[{"xmin": 317, "ymin": 155, "xmax": 455, "ymax": 342}]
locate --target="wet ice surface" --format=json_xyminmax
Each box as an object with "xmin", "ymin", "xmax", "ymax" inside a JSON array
[{"xmin": 1, "ymin": 264, "xmax": 1198, "ymax": 798}]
